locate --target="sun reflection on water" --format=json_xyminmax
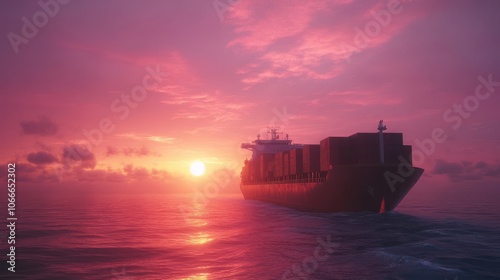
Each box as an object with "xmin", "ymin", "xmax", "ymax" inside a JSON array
[
  {"xmin": 178, "ymin": 273, "xmax": 209, "ymax": 280},
  {"xmin": 183, "ymin": 202, "xmax": 213, "ymax": 245},
  {"xmin": 188, "ymin": 232, "xmax": 213, "ymax": 245}
]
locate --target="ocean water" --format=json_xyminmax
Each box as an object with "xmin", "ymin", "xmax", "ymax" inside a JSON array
[{"xmin": 2, "ymin": 186, "xmax": 500, "ymax": 280}]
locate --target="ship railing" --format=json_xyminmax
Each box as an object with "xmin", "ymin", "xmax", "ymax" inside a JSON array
[{"xmin": 247, "ymin": 177, "xmax": 326, "ymax": 185}]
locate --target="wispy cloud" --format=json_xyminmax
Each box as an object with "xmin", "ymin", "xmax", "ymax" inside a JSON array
[
  {"xmin": 117, "ymin": 133, "xmax": 176, "ymax": 144},
  {"xmin": 161, "ymin": 90, "xmax": 255, "ymax": 121},
  {"xmin": 62, "ymin": 144, "xmax": 97, "ymax": 169},
  {"xmin": 225, "ymin": 0, "xmax": 437, "ymax": 87},
  {"xmin": 106, "ymin": 146, "xmax": 157, "ymax": 157}
]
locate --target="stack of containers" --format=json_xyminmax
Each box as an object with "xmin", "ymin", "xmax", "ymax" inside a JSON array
[
  {"xmin": 302, "ymin": 145, "xmax": 320, "ymax": 173},
  {"xmin": 290, "ymin": 148, "xmax": 303, "ymax": 176},
  {"xmin": 274, "ymin": 151, "xmax": 284, "ymax": 178},
  {"xmin": 320, "ymin": 137, "xmax": 350, "ymax": 171},
  {"xmin": 283, "ymin": 152, "xmax": 290, "ymax": 177},
  {"xmin": 259, "ymin": 153, "xmax": 275, "ymax": 180}
]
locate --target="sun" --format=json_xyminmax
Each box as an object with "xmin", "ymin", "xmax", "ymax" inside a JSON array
[{"xmin": 190, "ymin": 161, "xmax": 206, "ymax": 177}]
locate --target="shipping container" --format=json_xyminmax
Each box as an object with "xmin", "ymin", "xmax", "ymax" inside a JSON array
[
  {"xmin": 251, "ymin": 158, "xmax": 260, "ymax": 181},
  {"xmin": 245, "ymin": 160, "xmax": 254, "ymax": 182},
  {"xmin": 320, "ymin": 137, "xmax": 351, "ymax": 171},
  {"xmin": 382, "ymin": 133, "xmax": 403, "ymax": 163},
  {"xmin": 290, "ymin": 148, "xmax": 303, "ymax": 175},
  {"xmin": 283, "ymin": 152, "xmax": 290, "ymax": 176},
  {"xmin": 349, "ymin": 133, "xmax": 378, "ymax": 164},
  {"xmin": 347, "ymin": 133, "xmax": 403, "ymax": 164},
  {"xmin": 302, "ymin": 145, "xmax": 320, "ymax": 173},
  {"xmin": 274, "ymin": 151, "xmax": 284, "ymax": 178},
  {"xmin": 259, "ymin": 153, "xmax": 275, "ymax": 180},
  {"xmin": 267, "ymin": 155, "xmax": 275, "ymax": 175}
]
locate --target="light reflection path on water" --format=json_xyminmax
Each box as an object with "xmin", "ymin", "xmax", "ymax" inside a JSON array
[{"xmin": 180, "ymin": 201, "xmax": 213, "ymax": 279}]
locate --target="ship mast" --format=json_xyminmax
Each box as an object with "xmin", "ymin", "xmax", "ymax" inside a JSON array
[
  {"xmin": 268, "ymin": 126, "xmax": 283, "ymax": 140},
  {"xmin": 378, "ymin": 120, "xmax": 387, "ymax": 164}
]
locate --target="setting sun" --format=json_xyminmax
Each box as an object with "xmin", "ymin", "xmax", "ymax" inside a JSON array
[{"xmin": 190, "ymin": 161, "xmax": 206, "ymax": 176}]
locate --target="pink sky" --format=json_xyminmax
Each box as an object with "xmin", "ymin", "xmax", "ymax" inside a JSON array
[{"xmin": 1, "ymin": 0, "xmax": 499, "ymax": 192}]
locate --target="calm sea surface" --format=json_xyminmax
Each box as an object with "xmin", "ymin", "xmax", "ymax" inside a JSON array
[{"xmin": 2, "ymin": 185, "xmax": 500, "ymax": 280}]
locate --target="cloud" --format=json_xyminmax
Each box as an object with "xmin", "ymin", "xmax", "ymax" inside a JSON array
[
  {"xmin": 106, "ymin": 146, "xmax": 155, "ymax": 157},
  {"xmin": 224, "ymin": 0, "xmax": 440, "ymax": 87},
  {"xmin": 57, "ymin": 164, "xmax": 174, "ymax": 185},
  {"xmin": 70, "ymin": 164, "xmax": 175, "ymax": 184},
  {"xmin": 123, "ymin": 164, "xmax": 150, "ymax": 180},
  {"xmin": 117, "ymin": 133, "xmax": 175, "ymax": 144},
  {"xmin": 227, "ymin": 0, "xmax": 348, "ymax": 86},
  {"xmin": 1, "ymin": 157, "xmax": 239, "ymax": 192},
  {"xmin": 226, "ymin": 1, "xmax": 332, "ymax": 51},
  {"xmin": 433, "ymin": 159, "xmax": 463, "ymax": 175},
  {"xmin": 106, "ymin": 146, "xmax": 120, "ymax": 157},
  {"xmin": 0, "ymin": 162, "xmax": 55, "ymax": 183},
  {"xmin": 123, "ymin": 146, "xmax": 150, "ymax": 156},
  {"xmin": 16, "ymin": 163, "xmax": 39, "ymax": 174},
  {"xmin": 20, "ymin": 116, "xmax": 58, "ymax": 136},
  {"xmin": 62, "ymin": 144, "xmax": 96, "ymax": 169},
  {"xmin": 27, "ymin": 151, "xmax": 58, "ymax": 165},
  {"xmin": 3, "ymin": 160, "xmax": 177, "ymax": 186},
  {"xmin": 73, "ymin": 168, "xmax": 127, "ymax": 183},
  {"xmin": 432, "ymin": 159, "xmax": 500, "ymax": 181},
  {"xmin": 160, "ymin": 91, "xmax": 255, "ymax": 121}
]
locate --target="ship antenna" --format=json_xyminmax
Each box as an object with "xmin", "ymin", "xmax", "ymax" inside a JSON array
[
  {"xmin": 268, "ymin": 126, "xmax": 279, "ymax": 140},
  {"xmin": 378, "ymin": 120, "xmax": 387, "ymax": 164}
]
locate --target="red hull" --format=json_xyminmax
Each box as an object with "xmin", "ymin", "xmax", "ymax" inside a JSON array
[{"xmin": 240, "ymin": 164, "xmax": 424, "ymax": 213}]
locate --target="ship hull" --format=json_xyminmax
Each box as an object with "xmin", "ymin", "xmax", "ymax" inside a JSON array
[{"xmin": 240, "ymin": 164, "xmax": 424, "ymax": 213}]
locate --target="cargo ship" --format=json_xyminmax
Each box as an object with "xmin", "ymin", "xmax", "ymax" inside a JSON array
[{"xmin": 240, "ymin": 121, "xmax": 423, "ymax": 213}]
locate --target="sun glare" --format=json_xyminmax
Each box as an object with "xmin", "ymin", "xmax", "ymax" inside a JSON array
[{"xmin": 190, "ymin": 161, "xmax": 206, "ymax": 176}]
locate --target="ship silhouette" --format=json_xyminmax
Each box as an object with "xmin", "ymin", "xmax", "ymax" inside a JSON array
[{"xmin": 240, "ymin": 121, "xmax": 424, "ymax": 212}]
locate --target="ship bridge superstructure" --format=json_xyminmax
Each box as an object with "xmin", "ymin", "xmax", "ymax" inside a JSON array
[{"xmin": 241, "ymin": 127, "xmax": 302, "ymax": 160}]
